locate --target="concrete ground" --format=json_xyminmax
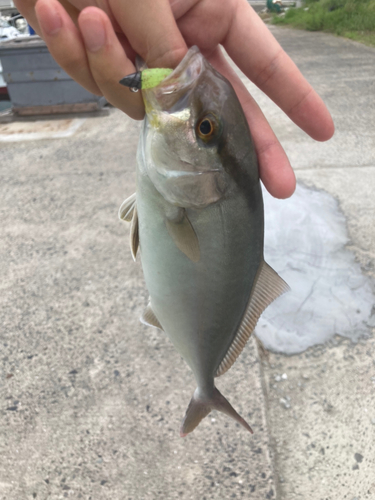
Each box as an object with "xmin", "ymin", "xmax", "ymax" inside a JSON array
[
  {"xmin": 0, "ymin": 26, "xmax": 374, "ymax": 500},
  {"xmin": 251, "ymin": 26, "xmax": 375, "ymax": 500}
]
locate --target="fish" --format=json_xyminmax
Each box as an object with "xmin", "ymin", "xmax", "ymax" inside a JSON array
[{"xmin": 119, "ymin": 46, "xmax": 289, "ymax": 437}]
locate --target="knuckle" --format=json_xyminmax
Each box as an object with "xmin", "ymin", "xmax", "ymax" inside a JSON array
[
  {"xmin": 61, "ymin": 53, "xmax": 86, "ymax": 75},
  {"xmin": 253, "ymin": 49, "xmax": 284, "ymax": 89}
]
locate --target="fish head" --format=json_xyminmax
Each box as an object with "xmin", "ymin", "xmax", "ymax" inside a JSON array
[{"xmin": 140, "ymin": 47, "xmax": 258, "ymax": 209}]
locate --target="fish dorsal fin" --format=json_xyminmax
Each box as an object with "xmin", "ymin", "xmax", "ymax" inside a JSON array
[
  {"xmin": 165, "ymin": 211, "xmax": 200, "ymax": 263},
  {"xmin": 141, "ymin": 303, "xmax": 163, "ymax": 330},
  {"xmin": 130, "ymin": 204, "xmax": 139, "ymax": 261},
  {"xmin": 215, "ymin": 261, "xmax": 290, "ymax": 378},
  {"xmin": 118, "ymin": 192, "xmax": 136, "ymax": 222}
]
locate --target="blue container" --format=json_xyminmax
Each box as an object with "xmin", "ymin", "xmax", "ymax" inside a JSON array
[{"xmin": 0, "ymin": 35, "xmax": 104, "ymax": 113}]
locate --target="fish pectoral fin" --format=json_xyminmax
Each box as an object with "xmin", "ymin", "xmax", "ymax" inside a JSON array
[
  {"xmin": 140, "ymin": 303, "xmax": 163, "ymax": 331},
  {"xmin": 165, "ymin": 211, "xmax": 200, "ymax": 263},
  {"xmin": 215, "ymin": 261, "xmax": 290, "ymax": 377},
  {"xmin": 130, "ymin": 203, "xmax": 139, "ymax": 261},
  {"xmin": 118, "ymin": 192, "xmax": 139, "ymax": 260},
  {"xmin": 118, "ymin": 192, "xmax": 136, "ymax": 222},
  {"xmin": 180, "ymin": 386, "xmax": 253, "ymax": 437}
]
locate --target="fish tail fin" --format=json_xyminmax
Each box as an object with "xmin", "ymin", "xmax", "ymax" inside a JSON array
[{"xmin": 180, "ymin": 386, "xmax": 253, "ymax": 437}]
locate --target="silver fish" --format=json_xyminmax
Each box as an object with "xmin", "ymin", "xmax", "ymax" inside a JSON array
[{"xmin": 119, "ymin": 47, "xmax": 289, "ymax": 437}]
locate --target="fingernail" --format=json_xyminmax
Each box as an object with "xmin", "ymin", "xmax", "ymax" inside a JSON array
[
  {"xmin": 37, "ymin": 1, "xmax": 62, "ymax": 36},
  {"xmin": 80, "ymin": 14, "xmax": 106, "ymax": 52}
]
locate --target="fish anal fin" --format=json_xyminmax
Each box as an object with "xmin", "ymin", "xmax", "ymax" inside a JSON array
[
  {"xmin": 180, "ymin": 386, "xmax": 253, "ymax": 437},
  {"xmin": 141, "ymin": 303, "xmax": 163, "ymax": 331},
  {"xmin": 130, "ymin": 204, "xmax": 139, "ymax": 261},
  {"xmin": 215, "ymin": 261, "xmax": 290, "ymax": 378},
  {"xmin": 119, "ymin": 192, "xmax": 136, "ymax": 222},
  {"xmin": 165, "ymin": 212, "xmax": 200, "ymax": 263}
]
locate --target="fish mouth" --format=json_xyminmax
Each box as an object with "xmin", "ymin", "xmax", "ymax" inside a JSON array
[
  {"xmin": 142, "ymin": 46, "xmax": 204, "ymax": 113},
  {"xmin": 158, "ymin": 168, "xmax": 222, "ymax": 180},
  {"xmin": 157, "ymin": 46, "xmax": 203, "ymax": 93}
]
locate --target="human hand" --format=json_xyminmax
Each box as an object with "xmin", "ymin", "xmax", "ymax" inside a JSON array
[{"xmin": 14, "ymin": 0, "xmax": 334, "ymax": 199}]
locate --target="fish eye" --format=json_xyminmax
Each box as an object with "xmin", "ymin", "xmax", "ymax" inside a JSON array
[
  {"xmin": 197, "ymin": 117, "xmax": 215, "ymax": 140},
  {"xmin": 199, "ymin": 119, "xmax": 213, "ymax": 135}
]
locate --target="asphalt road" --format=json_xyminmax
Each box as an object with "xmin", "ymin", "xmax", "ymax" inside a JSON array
[{"xmin": 0, "ymin": 26, "xmax": 374, "ymax": 500}]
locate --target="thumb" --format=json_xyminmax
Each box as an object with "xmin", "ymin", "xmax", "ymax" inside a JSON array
[{"xmin": 108, "ymin": 0, "xmax": 187, "ymax": 69}]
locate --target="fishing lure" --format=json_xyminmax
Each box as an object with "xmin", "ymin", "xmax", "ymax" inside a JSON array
[{"xmin": 119, "ymin": 68, "xmax": 173, "ymax": 92}]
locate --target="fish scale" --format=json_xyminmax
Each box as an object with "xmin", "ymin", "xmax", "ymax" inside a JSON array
[{"xmin": 119, "ymin": 46, "xmax": 289, "ymax": 437}]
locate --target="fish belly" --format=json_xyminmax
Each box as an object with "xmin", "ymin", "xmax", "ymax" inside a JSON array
[{"xmin": 137, "ymin": 172, "xmax": 264, "ymax": 388}]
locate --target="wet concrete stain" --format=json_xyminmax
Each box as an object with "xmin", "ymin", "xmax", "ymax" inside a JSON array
[{"xmin": 256, "ymin": 183, "xmax": 375, "ymax": 354}]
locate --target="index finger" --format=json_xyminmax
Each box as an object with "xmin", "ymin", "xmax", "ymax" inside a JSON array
[{"xmin": 224, "ymin": 0, "xmax": 335, "ymax": 142}]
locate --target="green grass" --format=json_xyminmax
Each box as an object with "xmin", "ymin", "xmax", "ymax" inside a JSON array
[{"xmin": 272, "ymin": 0, "xmax": 375, "ymax": 47}]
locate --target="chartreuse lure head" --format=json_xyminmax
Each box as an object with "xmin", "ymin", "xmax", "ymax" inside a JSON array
[{"xmin": 119, "ymin": 68, "xmax": 173, "ymax": 92}]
